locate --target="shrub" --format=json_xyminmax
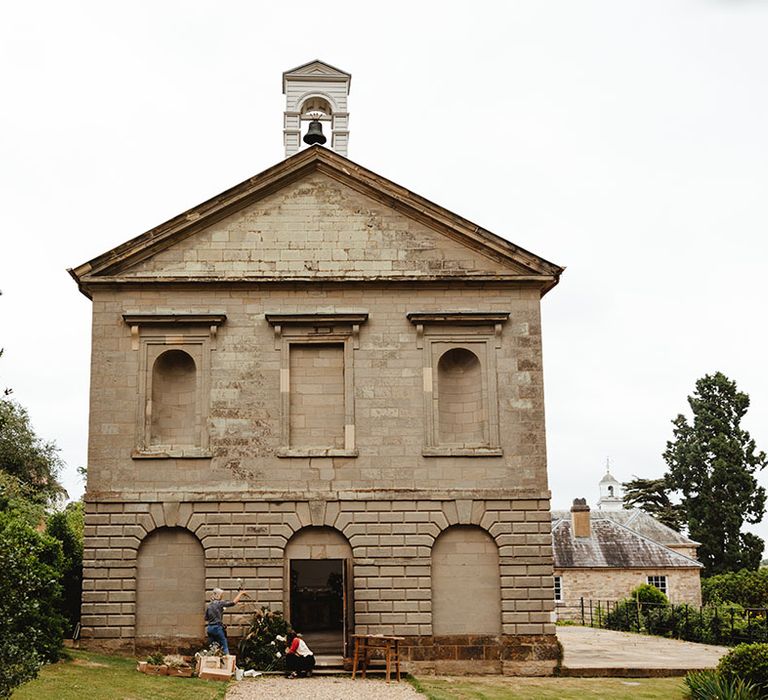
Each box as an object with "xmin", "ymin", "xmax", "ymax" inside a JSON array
[
  {"xmin": 685, "ymin": 669, "xmax": 760, "ymax": 700},
  {"xmin": 237, "ymin": 607, "xmax": 290, "ymax": 672},
  {"xmin": 604, "ymin": 599, "xmax": 640, "ymax": 632},
  {"xmin": 46, "ymin": 504, "xmax": 83, "ymax": 637},
  {"xmin": 632, "ymin": 583, "xmax": 669, "ymax": 606},
  {"xmin": 718, "ymin": 643, "xmax": 768, "ymax": 695},
  {"xmin": 0, "ymin": 511, "xmax": 66, "ymax": 697},
  {"xmin": 703, "ymin": 569, "xmax": 768, "ymax": 608}
]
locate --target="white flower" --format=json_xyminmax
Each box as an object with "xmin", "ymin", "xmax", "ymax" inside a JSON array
[
  {"xmin": 275, "ymin": 652, "xmax": 282, "ymax": 658},
  {"xmin": 270, "ymin": 641, "xmax": 276, "ymax": 646}
]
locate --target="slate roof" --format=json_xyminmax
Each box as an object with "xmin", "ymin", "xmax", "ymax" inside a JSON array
[{"xmin": 551, "ymin": 509, "xmax": 702, "ymax": 569}]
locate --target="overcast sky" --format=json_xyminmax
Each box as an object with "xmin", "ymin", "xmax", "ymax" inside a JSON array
[{"xmin": 2, "ymin": 1, "xmax": 767, "ymax": 543}]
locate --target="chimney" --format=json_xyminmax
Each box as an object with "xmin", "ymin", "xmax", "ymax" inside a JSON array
[{"xmin": 571, "ymin": 498, "xmax": 591, "ymax": 538}]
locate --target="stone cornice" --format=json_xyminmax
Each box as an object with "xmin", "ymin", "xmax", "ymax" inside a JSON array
[
  {"xmin": 122, "ymin": 313, "xmax": 227, "ymax": 326},
  {"xmin": 406, "ymin": 311, "xmax": 510, "ymax": 325},
  {"xmin": 265, "ymin": 312, "xmax": 369, "ymax": 326},
  {"xmin": 84, "ymin": 488, "xmax": 552, "ymax": 503}
]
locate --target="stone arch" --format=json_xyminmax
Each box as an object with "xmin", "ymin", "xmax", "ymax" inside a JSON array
[
  {"xmin": 135, "ymin": 526, "xmax": 205, "ymax": 640},
  {"xmin": 431, "ymin": 525, "xmax": 502, "ymax": 635},
  {"xmin": 285, "ymin": 526, "xmax": 352, "ymax": 560},
  {"xmin": 150, "ymin": 349, "xmax": 197, "ymax": 447},
  {"xmin": 437, "ymin": 347, "xmax": 486, "ymax": 445},
  {"xmin": 284, "ymin": 527, "xmax": 353, "ymax": 653}
]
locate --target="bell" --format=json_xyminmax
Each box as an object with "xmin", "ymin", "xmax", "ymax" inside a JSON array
[{"xmin": 303, "ymin": 120, "xmax": 327, "ymax": 146}]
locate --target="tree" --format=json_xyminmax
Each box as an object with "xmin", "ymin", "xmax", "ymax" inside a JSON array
[
  {"xmin": 0, "ymin": 399, "xmax": 65, "ymax": 507},
  {"xmin": 0, "ymin": 511, "xmax": 65, "ymax": 697},
  {"xmin": 664, "ymin": 372, "xmax": 767, "ymax": 575},
  {"xmin": 46, "ymin": 502, "xmax": 84, "ymax": 636},
  {"xmin": 623, "ymin": 476, "xmax": 685, "ymax": 531}
]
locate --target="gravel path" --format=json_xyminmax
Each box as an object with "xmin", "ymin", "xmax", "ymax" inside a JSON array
[{"xmin": 226, "ymin": 676, "xmax": 423, "ymax": 700}]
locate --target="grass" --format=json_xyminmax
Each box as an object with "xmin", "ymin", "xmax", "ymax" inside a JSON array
[
  {"xmin": 409, "ymin": 675, "xmax": 688, "ymax": 700},
  {"xmin": 13, "ymin": 649, "xmax": 228, "ymax": 700},
  {"xmin": 13, "ymin": 649, "xmax": 689, "ymax": 700}
]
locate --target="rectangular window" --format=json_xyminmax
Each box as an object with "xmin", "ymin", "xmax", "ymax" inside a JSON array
[
  {"xmin": 289, "ymin": 343, "xmax": 345, "ymax": 449},
  {"xmin": 647, "ymin": 575, "xmax": 667, "ymax": 595},
  {"xmin": 554, "ymin": 576, "xmax": 563, "ymax": 602},
  {"xmin": 266, "ymin": 312, "xmax": 367, "ymax": 458}
]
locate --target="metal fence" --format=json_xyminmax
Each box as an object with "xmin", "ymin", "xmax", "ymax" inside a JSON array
[{"xmin": 557, "ymin": 598, "xmax": 768, "ymax": 646}]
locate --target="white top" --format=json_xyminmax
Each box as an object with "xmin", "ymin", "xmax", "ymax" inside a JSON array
[{"xmin": 296, "ymin": 638, "xmax": 313, "ymax": 657}]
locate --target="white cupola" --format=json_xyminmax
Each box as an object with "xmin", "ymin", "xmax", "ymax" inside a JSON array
[
  {"xmin": 282, "ymin": 60, "xmax": 351, "ymax": 158},
  {"xmin": 597, "ymin": 461, "xmax": 624, "ymax": 511}
]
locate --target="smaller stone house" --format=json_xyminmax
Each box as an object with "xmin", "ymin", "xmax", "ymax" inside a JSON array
[{"xmin": 551, "ymin": 488, "xmax": 702, "ymax": 617}]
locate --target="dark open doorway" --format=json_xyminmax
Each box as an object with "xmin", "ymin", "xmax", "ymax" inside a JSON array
[{"xmin": 289, "ymin": 559, "xmax": 344, "ymax": 655}]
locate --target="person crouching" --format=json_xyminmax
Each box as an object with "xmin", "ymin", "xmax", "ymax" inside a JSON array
[{"xmin": 285, "ymin": 632, "xmax": 315, "ymax": 678}]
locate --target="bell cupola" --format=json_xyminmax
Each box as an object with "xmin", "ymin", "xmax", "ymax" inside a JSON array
[
  {"xmin": 282, "ymin": 60, "xmax": 351, "ymax": 158},
  {"xmin": 597, "ymin": 460, "xmax": 624, "ymax": 511}
]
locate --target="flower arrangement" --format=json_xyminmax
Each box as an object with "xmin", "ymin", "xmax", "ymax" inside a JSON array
[
  {"xmin": 163, "ymin": 654, "xmax": 191, "ymax": 669},
  {"xmin": 237, "ymin": 607, "xmax": 291, "ymax": 672},
  {"xmin": 194, "ymin": 642, "xmax": 225, "ymax": 660}
]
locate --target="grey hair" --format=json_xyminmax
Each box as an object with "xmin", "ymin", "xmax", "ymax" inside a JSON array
[{"xmin": 210, "ymin": 587, "xmax": 225, "ymax": 601}]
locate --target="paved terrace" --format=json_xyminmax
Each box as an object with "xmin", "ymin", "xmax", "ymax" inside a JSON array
[{"xmin": 558, "ymin": 625, "xmax": 729, "ymax": 677}]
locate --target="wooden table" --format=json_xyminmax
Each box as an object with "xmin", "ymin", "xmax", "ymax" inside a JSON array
[{"xmin": 351, "ymin": 634, "xmax": 405, "ymax": 683}]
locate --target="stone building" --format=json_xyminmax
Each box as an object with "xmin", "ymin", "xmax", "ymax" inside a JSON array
[
  {"xmin": 552, "ymin": 473, "xmax": 702, "ymax": 617},
  {"xmin": 69, "ymin": 60, "xmax": 564, "ymax": 674}
]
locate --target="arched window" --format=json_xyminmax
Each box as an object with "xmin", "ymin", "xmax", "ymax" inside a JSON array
[
  {"xmin": 150, "ymin": 349, "xmax": 197, "ymax": 447},
  {"xmin": 136, "ymin": 527, "xmax": 205, "ymax": 640},
  {"xmin": 437, "ymin": 348, "xmax": 487, "ymax": 446},
  {"xmin": 432, "ymin": 526, "xmax": 502, "ymax": 635}
]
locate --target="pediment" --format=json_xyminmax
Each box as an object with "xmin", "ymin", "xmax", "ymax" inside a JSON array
[
  {"xmin": 70, "ymin": 148, "xmax": 562, "ymax": 294},
  {"xmin": 284, "ymin": 59, "xmax": 351, "ymax": 80}
]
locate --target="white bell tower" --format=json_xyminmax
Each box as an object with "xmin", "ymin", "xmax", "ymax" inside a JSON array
[
  {"xmin": 597, "ymin": 460, "xmax": 624, "ymax": 511},
  {"xmin": 282, "ymin": 60, "xmax": 351, "ymax": 158}
]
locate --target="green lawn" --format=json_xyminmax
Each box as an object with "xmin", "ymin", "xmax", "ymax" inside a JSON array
[
  {"xmin": 409, "ymin": 675, "xmax": 688, "ymax": 700},
  {"xmin": 13, "ymin": 650, "xmax": 228, "ymax": 700},
  {"xmin": 13, "ymin": 650, "xmax": 690, "ymax": 700}
]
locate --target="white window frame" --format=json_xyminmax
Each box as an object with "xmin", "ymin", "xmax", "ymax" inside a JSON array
[
  {"xmin": 647, "ymin": 575, "xmax": 668, "ymax": 595},
  {"xmin": 554, "ymin": 575, "xmax": 563, "ymax": 602}
]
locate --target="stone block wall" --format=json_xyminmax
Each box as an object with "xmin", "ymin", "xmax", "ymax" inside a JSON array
[
  {"xmin": 81, "ymin": 493, "xmax": 558, "ymax": 674},
  {"xmin": 554, "ymin": 566, "xmax": 703, "ymax": 619},
  {"xmin": 86, "ymin": 282, "xmax": 547, "ymax": 495}
]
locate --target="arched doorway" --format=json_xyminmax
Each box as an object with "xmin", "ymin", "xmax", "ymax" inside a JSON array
[
  {"xmin": 284, "ymin": 527, "xmax": 353, "ymax": 656},
  {"xmin": 136, "ymin": 527, "xmax": 205, "ymax": 642}
]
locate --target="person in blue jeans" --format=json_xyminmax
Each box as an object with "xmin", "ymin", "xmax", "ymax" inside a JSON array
[{"xmin": 204, "ymin": 586, "xmax": 248, "ymax": 654}]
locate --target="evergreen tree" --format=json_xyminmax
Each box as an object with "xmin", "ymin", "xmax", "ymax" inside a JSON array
[
  {"xmin": 623, "ymin": 476, "xmax": 685, "ymax": 530},
  {"xmin": 664, "ymin": 372, "xmax": 766, "ymax": 575}
]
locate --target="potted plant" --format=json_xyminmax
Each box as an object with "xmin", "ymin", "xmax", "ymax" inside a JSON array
[
  {"xmin": 194, "ymin": 643, "xmax": 225, "ymax": 676},
  {"xmin": 143, "ymin": 651, "xmax": 168, "ymax": 675},
  {"xmin": 164, "ymin": 654, "xmax": 193, "ymax": 677}
]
